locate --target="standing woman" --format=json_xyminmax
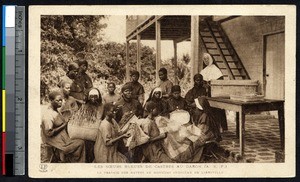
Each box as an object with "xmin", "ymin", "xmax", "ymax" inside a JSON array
[
  {"xmin": 94, "ymin": 103, "xmax": 130, "ymax": 163},
  {"xmin": 41, "ymin": 90, "xmax": 85, "ymax": 162},
  {"xmin": 69, "ymin": 60, "xmax": 93, "ymax": 104},
  {"xmin": 200, "ymin": 53, "xmax": 228, "ymax": 131},
  {"xmin": 58, "ymin": 62, "xmax": 79, "ymax": 88},
  {"xmin": 158, "ymin": 68, "xmax": 173, "ymax": 100},
  {"xmin": 59, "ymin": 80, "xmax": 79, "ymax": 122}
]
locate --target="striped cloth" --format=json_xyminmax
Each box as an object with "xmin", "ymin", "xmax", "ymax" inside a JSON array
[{"xmin": 155, "ymin": 111, "xmax": 213, "ymax": 160}]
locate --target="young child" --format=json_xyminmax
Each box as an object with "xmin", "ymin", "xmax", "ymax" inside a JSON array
[
  {"xmin": 103, "ymin": 82, "xmax": 120, "ymax": 104},
  {"xmin": 93, "ymin": 103, "xmax": 130, "ymax": 163}
]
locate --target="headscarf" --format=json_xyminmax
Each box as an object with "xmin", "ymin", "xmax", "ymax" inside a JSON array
[
  {"xmin": 89, "ymin": 88, "xmax": 100, "ymax": 96},
  {"xmin": 146, "ymin": 87, "xmax": 162, "ymax": 102},
  {"xmin": 87, "ymin": 88, "xmax": 102, "ymax": 104},
  {"xmin": 152, "ymin": 87, "xmax": 162, "ymax": 98},
  {"xmin": 203, "ymin": 53, "xmax": 213, "ymax": 66}
]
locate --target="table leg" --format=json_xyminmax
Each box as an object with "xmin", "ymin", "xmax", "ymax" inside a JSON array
[
  {"xmin": 278, "ymin": 104, "xmax": 285, "ymax": 151},
  {"xmin": 239, "ymin": 108, "xmax": 245, "ymax": 156},
  {"xmin": 236, "ymin": 112, "xmax": 239, "ymax": 138}
]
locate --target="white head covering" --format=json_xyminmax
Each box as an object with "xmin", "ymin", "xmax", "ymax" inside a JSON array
[
  {"xmin": 89, "ymin": 88, "xmax": 99, "ymax": 96},
  {"xmin": 200, "ymin": 53, "xmax": 223, "ymax": 81},
  {"xmin": 203, "ymin": 53, "xmax": 214, "ymax": 66},
  {"xmin": 152, "ymin": 87, "xmax": 162, "ymax": 98}
]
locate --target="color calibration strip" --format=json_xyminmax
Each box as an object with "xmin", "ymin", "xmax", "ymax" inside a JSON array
[
  {"xmin": 2, "ymin": 5, "xmax": 16, "ymax": 176},
  {"xmin": 2, "ymin": 5, "xmax": 25, "ymax": 176},
  {"xmin": 2, "ymin": 5, "xmax": 7, "ymax": 175}
]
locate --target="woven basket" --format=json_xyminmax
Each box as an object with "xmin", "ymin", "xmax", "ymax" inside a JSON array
[{"xmin": 67, "ymin": 121, "xmax": 100, "ymax": 141}]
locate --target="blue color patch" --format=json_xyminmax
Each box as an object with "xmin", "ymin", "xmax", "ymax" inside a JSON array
[{"xmin": 2, "ymin": 6, "xmax": 6, "ymax": 46}]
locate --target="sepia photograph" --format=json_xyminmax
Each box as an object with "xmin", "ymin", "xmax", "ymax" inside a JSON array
[{"xmin": 28, "ymin": 5, "xmax": 296, "ymax": 178}]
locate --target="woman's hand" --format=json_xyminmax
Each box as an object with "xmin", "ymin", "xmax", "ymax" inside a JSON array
[{"xmin": 123, "ymin": 132, "xmax": 131, "ymax": 138}]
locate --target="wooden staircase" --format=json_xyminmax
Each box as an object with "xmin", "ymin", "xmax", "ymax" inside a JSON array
[{"xmin": 200, "ymin": 18, "xmax": 250, "ymax": 80}]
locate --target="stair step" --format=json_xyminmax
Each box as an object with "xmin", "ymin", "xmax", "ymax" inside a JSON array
[
  {"xmin": 219, "ymin": 67, "xmax": 243, "ymax": 70},
  {"xmin": 233, "ymin": 75, "xmax": 246, "ymax": 77},
  {"xmin": 201, "ymin": 35, "xmax": 213, "ymax": 38},
  {"xmin": 203, "ymin": 41, "xmax": 215, "ymax": 44},
  {"xmin": 210, "ymin": 53, "xmax": 233, "ymax": 56}
]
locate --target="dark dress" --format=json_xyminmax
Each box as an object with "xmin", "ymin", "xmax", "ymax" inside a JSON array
[
  {"xmin": 166, "ymin": 96, "xmax": 188, "ymax": 113},
  {"xmin": 185, "ymin": 85, "xmax": 227, "ymax": 131},
  {"xmin": 115, "ymin": 97, "xmax": 143, "ymax": 125},
  {"xmin": 70, "ymin": 72, "xmax": 93, "ymax": 101},
  {"xmin": 128, "ymin": 81, "xmax": 145, "ymax": 101}
]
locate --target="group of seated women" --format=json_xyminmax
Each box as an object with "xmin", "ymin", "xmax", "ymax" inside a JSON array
[{"xmin": 41, "ymin": 59, "xmax": 225, "ymax": 163}]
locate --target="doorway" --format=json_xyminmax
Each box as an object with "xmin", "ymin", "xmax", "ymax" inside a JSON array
[{"xmin": 263, "ymin": 31, "xmax": 285, "ymax": 100}]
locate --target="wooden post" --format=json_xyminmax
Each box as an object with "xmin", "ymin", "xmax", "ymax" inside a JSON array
[
  {"xmin": 136, "ymin": 34, "xmax": 141, "ymax": 75},
  {"xmin": 155, "ymin": 19, "xmax": 161, "ymax": 86},
  {"xmin": 191, "ymin": 16, "xmax": 200, "ymax": 82},
  {"xmin": 173, "ymin": 40, "xmax": 178, "ymax": 85},
  {"xmin": 126, "ymin": 41, "xmax": 130, "ymax": 82}
]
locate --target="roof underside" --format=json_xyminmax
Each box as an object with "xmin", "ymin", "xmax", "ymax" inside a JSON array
[{"xmin": 127, "ymin": 16, "xmax": 207, "ymax": 41}]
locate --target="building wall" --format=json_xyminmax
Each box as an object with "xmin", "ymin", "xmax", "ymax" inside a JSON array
[{"xmin": 221, "ymin": 16, "xmax": 285, "ymax": 93}]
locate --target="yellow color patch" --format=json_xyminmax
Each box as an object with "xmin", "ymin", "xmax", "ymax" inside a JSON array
[{"xmin": 2, "ymin": 90, "xmax": 6, "ymax": 132}]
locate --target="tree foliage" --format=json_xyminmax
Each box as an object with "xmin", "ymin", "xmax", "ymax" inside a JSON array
[{"xmin": 40, "ymin": 15, "xmax": 156, "ymax": 102}]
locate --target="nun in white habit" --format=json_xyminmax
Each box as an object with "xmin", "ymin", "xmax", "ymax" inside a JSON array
[
  {"xmin": 200, "ymin": 53, "xmax": 228, "ymax": 132},
  {"xmin": 200, "ymin": 53, "xmax": 223, "ymax": 82}
]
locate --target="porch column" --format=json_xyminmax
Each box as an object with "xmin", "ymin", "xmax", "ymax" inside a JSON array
[
  {"xmin": 126, "ymin": 41, "xmax": 130, "ymax": 82},
  {"xmin": 155, "ymin": 18, "xmax": 161, "ymax": 86},
  {"xmin": 173, "ymin": 40, "xmax": 178, "ymax": 85},
  {"xmin": 136, "ymin": 34, "xmax": 141, "ymax": 75},
  {"xmin": 191, "ymin": 16, "xmax": 200, "ymax": 81}
]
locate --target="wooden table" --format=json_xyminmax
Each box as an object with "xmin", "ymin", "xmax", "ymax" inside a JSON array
[{"xmin": 206, "ymin": 97, "xmax": 284, "ymax": 156}]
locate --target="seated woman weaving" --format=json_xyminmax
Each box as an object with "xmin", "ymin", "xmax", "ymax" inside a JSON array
[
  {"xmin": 139, "ymin": 102, "xmax": 174, "ymax": 163},
  {"xmin": 41, "ymin": 90, "xmax": 85, "ymax": 163},
  {"xmin": 153, "ymin": 97, "xmax": 221, "ymax": 163},
  {"xmin": 94, "ymin": 103, "xmax": 130, "ymax": 163}
]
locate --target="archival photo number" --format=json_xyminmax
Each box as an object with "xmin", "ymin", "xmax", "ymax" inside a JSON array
[{"xmin": 29, "ymin": 5, "xmax": 296, "ymax": 178}]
